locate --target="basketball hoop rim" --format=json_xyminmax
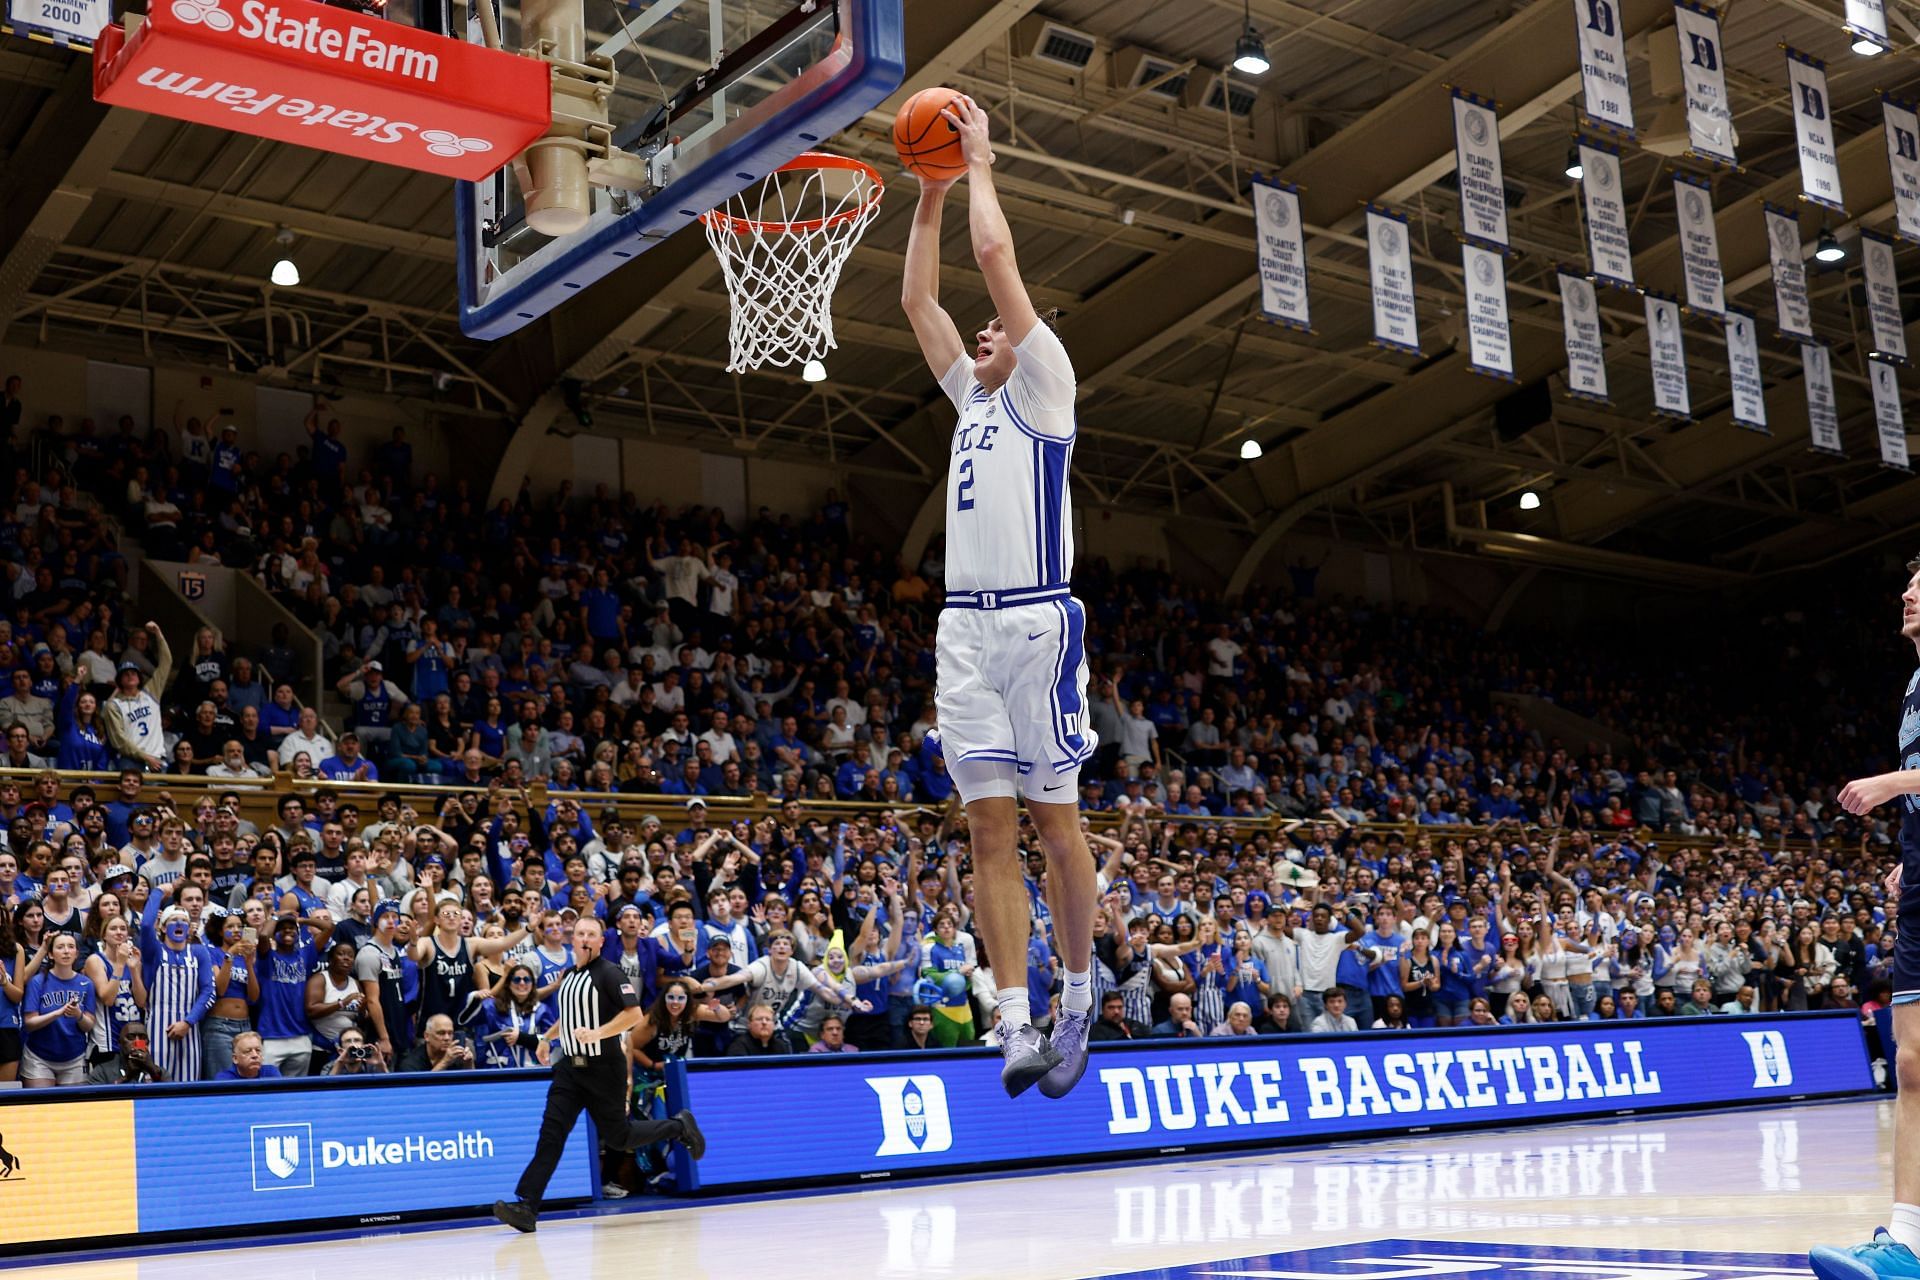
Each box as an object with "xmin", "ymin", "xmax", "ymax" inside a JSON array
[{"xmin": 699, "ymin": 151, "xmax": 885, "ymax": 236}]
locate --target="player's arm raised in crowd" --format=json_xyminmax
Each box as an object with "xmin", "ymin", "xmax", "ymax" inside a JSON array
[
  {"xmin": 945, "ymin": 95, "xmax": 1040, "ymax": 345},
  {"xmin": 899, "ymin": 170, "xmax": 966, "ymax": 379}
]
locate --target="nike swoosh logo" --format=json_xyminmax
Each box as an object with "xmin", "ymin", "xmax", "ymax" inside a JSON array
[
  {"xmin": 1042, "ymin": 783, "xmax": 1064, "ymax": 792},
  {"xmin": 1028, "ymin": 631, "xmax": 1049, "ymax": 641}
]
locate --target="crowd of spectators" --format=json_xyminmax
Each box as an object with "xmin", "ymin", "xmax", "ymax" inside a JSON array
[{"xmin": 0, "ymin": 371, "xmax": 1907, "ymax": 1187}]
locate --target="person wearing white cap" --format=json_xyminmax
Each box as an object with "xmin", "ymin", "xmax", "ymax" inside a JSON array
[
  {"xmin": 137, "ymin": 891, "xmax": 214, "ymax": 1081},
  {"xmin": 101, "ymin": 622, "xmax": 171, "ymax": 771},
  {"xmin": 336, "ymin": 659, "xmax": 409, "ymax": 753}
]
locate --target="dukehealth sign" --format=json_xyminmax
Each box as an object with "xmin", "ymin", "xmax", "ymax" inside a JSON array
[
  {"xmin": 673, "ymin": 1013, "xmax": 1870, "ymax": 1190},
  {"xmin": 92, "ymin": 0, "xmax": 548, "ymax": 179}
]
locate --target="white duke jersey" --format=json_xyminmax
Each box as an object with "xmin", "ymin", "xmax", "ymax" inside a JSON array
[{"xmin": 937, "ymin": 324, "xmax": 1077, "ymax": 593}]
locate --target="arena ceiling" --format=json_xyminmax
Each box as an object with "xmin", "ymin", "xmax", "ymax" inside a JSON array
[{"xmin": 7, "ymin": 0, "xmax": 1920, "ymax": 586}]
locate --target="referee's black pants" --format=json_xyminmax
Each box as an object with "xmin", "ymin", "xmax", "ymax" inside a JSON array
[{"xmin": 515, "ymin": 1055, "xmax": 683, "ymax": 1206}]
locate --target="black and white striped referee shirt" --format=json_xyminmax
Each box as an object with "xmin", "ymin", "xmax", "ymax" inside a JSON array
[{"xmin": 554, "ymin": 955, "xmax": 641, "ymax": 1059}]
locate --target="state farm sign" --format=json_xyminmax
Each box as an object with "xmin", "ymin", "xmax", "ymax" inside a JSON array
[{"xmin": 93, "ymin": 0, "xmax": 548, "ymax": 181}]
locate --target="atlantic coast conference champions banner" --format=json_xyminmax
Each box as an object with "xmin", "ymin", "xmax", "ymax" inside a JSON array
[
  {"xmin": 1804, "ymin": 341, "xmax": 1845, "ymax": 455},
  {"xmin": 673, "ymin": 1014, "xmax": 1871, "ymax": 1192},
  {"xmin": 1645, "ymin": 293, "xmax": 1690, "ymax": 419},
  {"xmin": 1870, "ymin": 357, "xmax": 1912, "ymax": 470},
  {"xmin": 1673, "ymin": 172, "xmax": 1723, "ymax": 316},
  {"xmin": 1559, "ymin": 271, "xmax": 1610, "ymax": 402},
  {"xmin": 1572, "ymin": 0, "xmax": 1634, "ymax": 133},
  {"xmin": 1726, "ymin": 310, "xmax": 1767, "ymax": 431},
  {"xmin": 1766, "ymin": 203, "xmax": 1816, "ymax": 339},
  {"xmin": 1252, "ymin": 177, "xmax": 1311, "ymax": 331},
  {"xmin": 1580, "ymin": 140, "xmax": 1634, "ymax": 287},
  {"xmin": 1463, "ymin": 243, "xmax": 1514, "ymax": 379},
  {"xmin": 1367, "ymin": 207, "xmax": 1419, "ymax": 354},
  {"xmin": 1452, "ymin": 90, "xmax": 1509, "ymax": 248},
  {"xmin": 1863, "ymin": 230, "xmax": 1908, "ymax": 362}
]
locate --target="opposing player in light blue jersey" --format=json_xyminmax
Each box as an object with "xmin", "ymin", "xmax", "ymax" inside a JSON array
[{"xmin": 900, "ymin": 94, "xmax": 1098, "ymax": 1099}]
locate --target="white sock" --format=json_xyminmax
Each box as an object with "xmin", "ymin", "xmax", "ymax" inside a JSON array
[
  {"xmin": 995, "ymin": 987, "xmax": 1031, "ymax": 1033},
  {"xmin": 1890, "ymin": 1204, "xmax": 1920, "ymax": 1253},
  {"xmin": 1062, "ymin": 967, "xmax": 1093, "ymax": 1014}
]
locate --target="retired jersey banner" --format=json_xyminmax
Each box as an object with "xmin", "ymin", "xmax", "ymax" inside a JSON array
[
  {"xmin": 1787, "ymin": 50, "xmax": 1845, "ymax": 211},
  {"xmin": 1646, "ymin": 293, "xmax": 1690, "ymax": 418},
  {"xmin": 1674, "ymin": 2, "xmax": 1735, "ymax": 165},
  {"xmin": 1580, "ymin": 140, "xmax": 1634, "ymax": 287},
  {"xmin": 1574, "ymin": 0, "xmax": 1635, "ymax": 134},
  {"xmin": 1673, "ymin": 172, "xmax": 1724, "ymax": 315},
  {"xmin": 1887, "ymin": 97, "xmax": 1920, "ymax": 244},
  {"xmin": 1863, "ymin": 230, "xmax": 1908, "ymax": 362},
  {"xmin": 1463, "ymin": 243, "xmax": 1515, "ymax": 380},
  {"xmin": 1871, "ymin": 357, "xmax": 1912, "ymax": 470},
  {"xmin": 1764, "ymin": 203, "xmax": 1814, "ymax": 339},
  {"xmin": 1847, "ymin": 0, "xmax": 1891, "ymax": 52},
  {"xmin": 1559, "ymin": 271, "xmax": 1610, "ymax": 403},
  {"xmin": 1366, "ymin": 207, "xmax": 1419, "ymax": 354},
  {"xmin": 8, "ymin": 0, "xmax": 112, "ymax": 43},
  {"xmin": 1804, "ymin": 342, "xmax": 1844, "ymax": 455},
  {"xmin": 1252, "ymin": 177, "xmax": 1311, "ymax": 332},
  {"xmin": 1725, "ymin": 311, "xmax": 1767, "ymax": 431},
  {"xmin": 1452, "ymin": 90, "xmax": 1509, "ymax": 249}
]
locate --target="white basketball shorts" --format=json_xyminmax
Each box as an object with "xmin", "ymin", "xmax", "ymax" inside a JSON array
[{"xmin": 935, "ymin": 594, "xmax": 1096, "ymax": 804}]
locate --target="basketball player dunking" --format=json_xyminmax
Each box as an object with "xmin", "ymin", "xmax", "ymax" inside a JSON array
[
  {"xmin": 1811, "ymin": 555, "xmax": 1920, "ymax": 1280},
  {"xmin": 901, "ymin": 95, "xmax": 1099, "ymax": 1098}
]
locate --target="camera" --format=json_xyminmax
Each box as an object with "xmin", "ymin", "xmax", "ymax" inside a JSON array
[{"xmin": 348, "ymin": 1045, "xmax": 370, "ymax": 1062}]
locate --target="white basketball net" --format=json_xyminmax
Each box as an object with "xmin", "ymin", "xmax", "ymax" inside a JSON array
[{"xmin": 702, "ymin": 155, "xmax": 884, "ymax": 374}]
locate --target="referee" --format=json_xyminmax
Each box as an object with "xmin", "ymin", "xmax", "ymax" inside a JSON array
[{"xmin": 494, "ymin": 915, "xmax": 705, "ymax": 1233}]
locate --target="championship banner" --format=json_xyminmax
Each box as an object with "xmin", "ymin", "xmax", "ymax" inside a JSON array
[
  {"xmin": 1725, "ymin": 310, "xmax": 1767, "ymax": 431},
  {"xmin": 1573, "ymin": 0, "xmax": 1635, "ymax": 134},
  {"xmin": 1764, "ymin": 203, "xmax": 1815, "ymax": 339},
  {"xmin": 1451, "ymin": 89, "xmax": 1509, "ymax": 249},
  {"xmin": 1786, "ymin": 49, "xmax": 1845, "ymax": 212},
  {"xmin": 1251, "ymin": 177, "xmax": 1311, "ymax": 332},
  {"xmin": 1463, "ymin": 243, "xmax": 1515, "ymax": 380},
  {"xmin": 1803, "ymin": 342, "xmax": 1844, "ymax": 456},
  {"xmin": 1847, "ymin": 0, "xmax": 1891, "ymax": 53},
  {"xmin": 1366, "ymin": 207, "xmax": 1420, "ymax": 354},
  {"xmin": 1645, "ymin": 292, "xmax": 1690, "ymax": 419},
  {"xmin": 1580, "ymin": 140, "xmax": 1634, "ymax": 287},
  {"xmin": 1862, "ymin": 230, "xmax": 1908, "ymax": 362},
  {"xmin": 1559, "ymin": 270, "xmax": 1610, "ymax": 403},
  {"xmin": 1674, "ymin": 2, "xmax": 1735, "ymax": 165},
  {"xmin": 7, "ymin": 0, "xmax": 112, "ymax": 44},
  {"xmin": 1870, "ymin": 357, "xmax": 1912, "ymax": 470},
  {"xmin": 1673, "ymin": 172, "xmax": 1724, "ymax": 316},
  {"xmin": 1886, "ymin": 96, "xmax": 1920, "ymax": 244}
]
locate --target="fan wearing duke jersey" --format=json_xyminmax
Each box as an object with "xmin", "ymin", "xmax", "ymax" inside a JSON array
[
  {"xmin": 900, "ymin": 94, "xmax": 1098, "ymax": 1102},
  {"xmin": 1810, "ymin": 555, "xmax": 1920, "ymax": 1280}
]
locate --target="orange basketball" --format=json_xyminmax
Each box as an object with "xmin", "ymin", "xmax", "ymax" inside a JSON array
[{"xmin": 893, "ymin": 86, "xmax": 968, "ymax": 181}]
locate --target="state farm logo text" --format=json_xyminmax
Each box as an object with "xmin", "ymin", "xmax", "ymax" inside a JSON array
[
  {"xmin": 132, "ymin": 66, "xmax": 487, "ymax": 160},
  {"xmin": 171, "ymin": 0, "xmax": 440, "ymax": 82}
]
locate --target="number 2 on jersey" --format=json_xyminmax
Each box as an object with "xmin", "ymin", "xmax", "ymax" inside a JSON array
[{"xmin": 957, "ymin": 458, "xmax": 976, "ymax": 511}]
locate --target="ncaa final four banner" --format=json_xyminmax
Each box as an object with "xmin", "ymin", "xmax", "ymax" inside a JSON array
[
  {"xmin": 1870, "ymin": 357, "xmax": 1912, "ymax": 470},
  {"xmin": 1804, "ymin": 342, "xmax": 1845, "ymax": 456},
  {"xmin": 1645, "ymin": 292, "xmax": 1690, "ymax": 419},
  {"xmin": 1462, "ymin": 243, "xmax": 1515, "ymax": 380},
  {"xmin": 1725, "ymin": 310, "xmax": 1767, "ymax": 431},
  {"xmin": 1251, "ymin": 176, "xmax": 1311, "ymax": 332},
  {"xmin": 1579, "ymin": 139, "xmax": 1634, "ymax": 287},
  {"xmin": 1764, "ymin": 203, "xmax": 1815, "ymax": 339},
  {"xmin": 1673, "ymin": 2, "xmax": 1735, "ymax": 165},
  {"xmin": 1672, "ymin": 171, "xmax": 1724, "ymax": 315},
  {"xmin": 1572, "ymin": 0, "xmax": 1634, "ymax": 134},
  {"xmin": 670, "ymin": 1014, "xmax": 1872, "ymax": 1192},
  {"xmin": 1848, "ymin": 0, "xmax": 1892, "ymax": 53},
  {"xmin": 1451, "ymin": 89, "xmax": 1509, "ymax": 249},
  {"xmin": 1366, "ymin": 207, "xmax": 1420, "ymax": 354},
  {"xmin": 1862, "ymin": 230, "xmax": 1908, "ymax": 362},
  {"xmin": 1558, "ymin": 270, "xmax": 1610, "ymax": 403},
  {"xmin": 1886, "ymin": 95, "xmax": 1920, "ymax": 243},
  {"xmin": 1786, "ymin": 49, "xmax": 1845, "ymax": 212}
]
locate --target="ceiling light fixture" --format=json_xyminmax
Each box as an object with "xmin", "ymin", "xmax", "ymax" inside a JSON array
[
  {"xmin": 1852, "ymin": 34, "xmax": 1885, "ymax": 55},
  {"xmin": 270, "ymin": 226, "xmax": 299, "ymax": 288},
  {"xmin": 1815, "ymin": 228, "xmax": 1846, "ymax": 262},
  {"xmin": 1231, "ymin": 0, "xmax": 1269, "ymax": 75},
  {"xmin": 802, "ymin": 358, "xmax": 827, "ymax": 383},
  {"xmin": 1240, "ymin": 438, "xmax": 1263, "ymax": 460},
  {"xmin": 1518, "ymin": 490, "xmax": 1542, "ymax": 511},
  {"xmin": 1564, "ymin": 146, "xmax": 1583, "ymax": 180}
]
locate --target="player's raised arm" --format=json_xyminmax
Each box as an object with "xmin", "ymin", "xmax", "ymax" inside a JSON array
[
  {"xmin": 947, "ymin": 95, "xmax": 1040, "ymax": 345},
  {"xmin": 900, "ymin": 175, "xmax": 967, "ymax": 379}
]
